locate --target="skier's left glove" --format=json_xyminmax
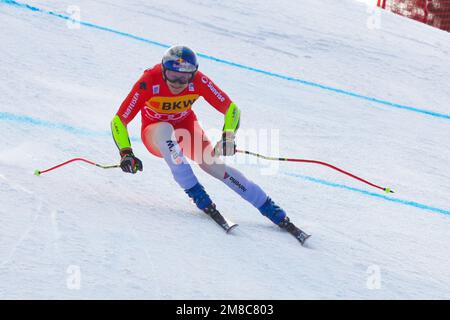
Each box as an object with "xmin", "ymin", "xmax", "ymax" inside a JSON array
[
  {"xmin": 214, "ymin": 131, "xmax": 236, "ymax": 156},
  {"xmin": 120, "ymin": 148, "xmax": 143, "ymax": 174}
]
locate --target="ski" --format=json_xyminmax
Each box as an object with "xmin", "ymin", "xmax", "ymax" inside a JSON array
[
  {"xmin": 289, "ymin": 227, "xmax": 311, "ymax": 246},
  {"xmin": 280, "ymin": 217, "xmax": 311, "ymax": 246},
  {"xmin": 203, "ymin": 204, "xmax": 238, "ymax": 233}
]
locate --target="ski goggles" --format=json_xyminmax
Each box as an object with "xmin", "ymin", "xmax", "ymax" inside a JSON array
[{"xmin": 164, "ymin": 69, "xmax": 195, "ymax": 84}]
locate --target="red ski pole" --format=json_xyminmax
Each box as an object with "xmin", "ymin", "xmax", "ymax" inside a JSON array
[
  {"xmin": 236, "ymin": 149, "xmax": 394, "ymax": 193},
  {"xmin": 34, "ymin": 158, "xmax": 120, "ymax": 176}
]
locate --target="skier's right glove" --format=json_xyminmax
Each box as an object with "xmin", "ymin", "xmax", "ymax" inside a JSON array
[{"xmin": 119, "ymin": 148, "xmax": 143, "ymax": 174}]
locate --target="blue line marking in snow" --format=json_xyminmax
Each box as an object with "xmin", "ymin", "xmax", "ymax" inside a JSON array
[
  {"xmin": 1, "ymin": 110, "xmax": 449, "ymax": 217},
  {"xmin": 284, "ymin": 172, "xmax": 450, "ymax": 216},
  {"xmin": 0, "ymin": 112, "xmax": 101, "ymax": 136},
  {"xmin": 2, "ymin": 0, "xmax": 450, "ymax": 121},
  {"xmin": 0, "ymin": 112, "xmax": 139, "ymax": 141}
]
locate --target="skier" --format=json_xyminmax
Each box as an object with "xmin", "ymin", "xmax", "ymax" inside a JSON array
[{"xmin": 111, "ymin": 45, "xmax": 310, "ymax": 244}]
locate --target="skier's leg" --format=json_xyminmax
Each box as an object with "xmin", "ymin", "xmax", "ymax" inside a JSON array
[
  {"xmin": 179, "ymin": 119, "xmax": 286, "ymax": 225},
  {"xmin": 142, "ymin": 122, "xmax": 213, "ymax": 210},
  {"xmin": 173, "ymin": 117, "xmax": 309, "ymax": 242},
  {"xmin": 200, "ymin": 160, "xmax": 288, "ymax": 224},
  {"xmin": 198, "ymin": 155, "xmax": 309, "ymax": 242},
  {"xmin": 142, "ymin": 122, "xmax": 198, "ymax": 190}
]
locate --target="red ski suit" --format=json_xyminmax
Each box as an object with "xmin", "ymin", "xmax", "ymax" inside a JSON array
[{"xmin": 115, "ymin": 64, "xmax": 232, "ymax": 160}]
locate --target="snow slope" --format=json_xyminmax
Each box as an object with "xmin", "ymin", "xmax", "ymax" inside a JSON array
[{"xmin": 0, "ymin": 0, "xmax": 449, "ymax": 299}]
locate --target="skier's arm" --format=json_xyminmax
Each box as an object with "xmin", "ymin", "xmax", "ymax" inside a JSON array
[
  {"xmin": 112, "ymin": 71, "xmax": 150, "ymax": 151},
  {"xmin": 111, "ymin": 115, "xmax": 142, "ymax": 174},
  {"xmin": 111, "ymin": 72, "xmax": 149, "ymax": 173},
  {"xmin": 196, "ymin": 72, "xmax": 240, "ymax": 132},
  {"xmin": 196, "ymin": 72, "xmax": 240, "ymax": 156},
  {"xmin": 197, "ymin": 71, "xmax": 232, "ymax": 116}
]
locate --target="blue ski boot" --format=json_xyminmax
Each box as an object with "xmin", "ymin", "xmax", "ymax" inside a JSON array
[
  {"xmin": 185, "ymin": 183, "xmax": 238, "ymax": 232},
  {"xmin": 185, "ymin": 182, "xmax": 213, "ymax": 210},
  {"xmin": 259, "ymin": 197, "xmax": 311, "ymax": 245}
]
